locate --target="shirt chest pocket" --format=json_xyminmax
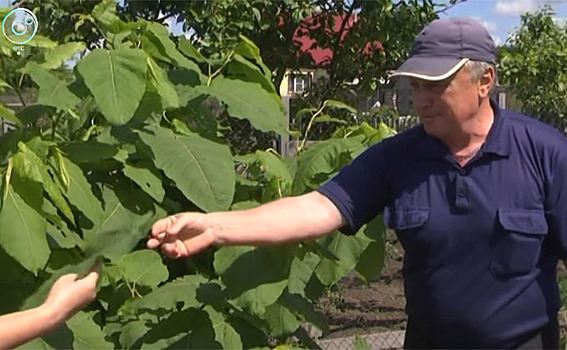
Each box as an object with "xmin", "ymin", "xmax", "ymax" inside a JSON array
[
  {"xmin": 384, "ymin": 207, "xmax": 430, "ymax": 231},
  {"xmin": 491, "ymin": 208, "xmax": 548, "ymax": 278}
]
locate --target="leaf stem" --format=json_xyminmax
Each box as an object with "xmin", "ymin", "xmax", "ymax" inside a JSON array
[{"xmin": 207, "ymin": 50, "xmax": 234, "ymax": 86}]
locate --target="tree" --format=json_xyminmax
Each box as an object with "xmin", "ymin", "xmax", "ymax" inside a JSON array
[
  {"xmin": 0, "ymin": 1, "xmax": 395, "ymax": 346},
  {"xmin": 9, "ymin": 0, "xmax": 467, "ymax": 95},
  {"xmin": 177, "ymin": 0, "xmax": 467, "ymax": 94},
  {"xmin": 499, "ymin": 6, "xmax": 567, "ymax": 130}
]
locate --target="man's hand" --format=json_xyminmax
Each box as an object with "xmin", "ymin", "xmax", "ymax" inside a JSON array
[
  {"xmin": 42, "ymin": 271, "xmax": 99, "ymax": 324},
  {"xmin": 147, "ymin": 212, "xmax": 217, "ymax": 259}
]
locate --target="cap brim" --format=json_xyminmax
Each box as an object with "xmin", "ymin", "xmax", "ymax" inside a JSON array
[{"xmin": 390, "ymin": 57, "xmax": 469, "ymax": 81}]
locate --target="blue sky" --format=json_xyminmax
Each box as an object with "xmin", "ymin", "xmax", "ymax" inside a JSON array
[
  {"xmin": 1, "ymin": 0, "xmax": 567, "ymax": 47},
  {"xmin": 438, "ymin": 0, "xmax": 567, "ymax": 46}
]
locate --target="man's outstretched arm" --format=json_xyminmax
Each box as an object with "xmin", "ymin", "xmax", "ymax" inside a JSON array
[{"xmin": 147, "ymin": 191, "xmax": 345, "ymax": 258}]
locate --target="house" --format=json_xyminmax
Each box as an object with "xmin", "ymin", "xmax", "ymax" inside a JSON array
[
  {"xmin": 276, "ymin": 12, "xmax": 388, "ymax": 156},
  {"xmin": 279, "ymin": 12, "xmax": 382, "ymax": 98}
]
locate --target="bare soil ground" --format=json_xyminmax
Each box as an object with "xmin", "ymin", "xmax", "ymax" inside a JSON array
[{"xmin": 317, "ymin": 238, "xmax": 407, "ymax": 339}]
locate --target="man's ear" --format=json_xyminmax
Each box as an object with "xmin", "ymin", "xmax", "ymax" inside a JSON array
[{"xmin": 478, "ymin": 66, "xmax": 495, "ymax": 98}]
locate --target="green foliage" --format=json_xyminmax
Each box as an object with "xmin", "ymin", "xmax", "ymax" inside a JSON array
[
  {"xmin": 499, "ymin": 6, "xmax": 567, "ymax": 127},
  {"xmin": 0, "ymin": 2, "xmax": 396, "ymax": 348},
  {"xmin": 354, "ymin": 335, "xmax": 371, "ymax": 350}
]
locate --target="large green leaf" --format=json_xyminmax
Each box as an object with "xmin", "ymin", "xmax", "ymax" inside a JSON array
[
  {"xmin": 208, "ymin": 77, "xmax": 288, "ymax": 135},
  {"xmin": 26, "ymin": 35, "xmax": 57, "ymax": 49},
  {"xmin": 235, "ymin": 35, "xmax": 272, "ymax": 83},
  {"xmin": 92, "ymin": 0, "xmax": 127, "ymax": 33},
  {"xmin": 76, "ymin": 48, "xmax": 147, "ymax": 125},
  {"xmin": 323, "ymin": 99, "xmax": 357, "ymax": 114},
  {"xmin": 178, "ymin": 37, "xmax": 207, "ymax": 63},
  {"xmin": 119, "ymin": 320, "xmax": 150, "ymax": 349},
  {"xmin": 140, "ymin": 308, "xmax": 220, "ymax": 349},
  {"xmin": 40, "ymin": 42, "xmax": 86, "ymax": 70},
  {"xmin": 121, "ymin": 275, "xmax": 207, "ymax": 316},
  {"xmin": 123, "ymin": 161, "xmax": 165, "ymax": 203},
  {"xmin": 287, "ymin": 250, "xmax": 321, "ymax": 296},
  {"xmin": 66, "ymin": 311, "xmax": 113, "ymax": 349},
  {"xmin": 355, "ymin": 215, "xmax": 386, "ymax": 282},
  {"xmin": 47, "ymin": 222, "xmax": 84, "ymax": 250},
  {"xmin": 60, "ymin": 156, "xmax": 104, "ymax": 223},
  {"xmin": 0, "ymin": 249, "xmax": 36, "ymax": 315},
  {"xmin": 62, "ymin": 141, "xmax": 119, "ymax": 164},
  {"xmin": 12, "ymin": 142, "xmax": 74, "ymax": 223},
  {"xmin": 20, "ymin": 335, "xmax": 58, "ymax": 349},
  {"xmin": 117, "ymin": 250, "xmax": 169, "ymax": 289},
  {"xmin": 204, "ymin": 305, "xmax": 243, "ymax": 349},
  {"xmin": 213, "ymin": 245, "xmax": 296, "ymax": 315},
  {"xmin": 227, "ymin": 54, "xmax": 277, "ymax": 95},
  {"xmin": 138, "ymin": 126, "xmax": 235, "ymax": 212},
  {"xmin": 280, "ymin": 291, "xmax": 328, "ymax": 333},
  {"xmin": 147, "ymin": 57, "xmax": 179, "ymax": 110},
  {"xmin": 16, "ymin": 104, "xmax": 56, "ymax": 125},
  {"xmin": 82, "ymin": 184, "xmax": 165, "ymax": 261},
  {"xmin": 28, "ymin": 65, "xmax": 80, "ymax": 111},
  {"xmin": 142, "ymin": 23, "xmax": 203, "ymax": 74},
  {"xmin": 169, "ymin": 68, "xmax": 205, "ymax": 107},
  {"xmin": 256, "ymin": 150, "xmax": 292, "ymax": 184},
  {"xmin": 0, "ymin": 77, "xmax": 11, "ymax": 91},
  {"xmin": 313, "ymin": 229, "xmax": 373, "ymax": 286},
  {"xmin": 292, "ymin": 136, "xmax": 364, "ymax": 194},
  {"xmin": 262, "ymin": 302, "xmax": 302, "ymax": 338},
  {"xmin": 0, "ymin": 103, "xmax": 21, "ymax": 126}
]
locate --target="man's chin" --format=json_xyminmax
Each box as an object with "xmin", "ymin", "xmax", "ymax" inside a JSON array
[{"xmin": 421, "ymin": 121, "xmax": 442, "ymax": 137}]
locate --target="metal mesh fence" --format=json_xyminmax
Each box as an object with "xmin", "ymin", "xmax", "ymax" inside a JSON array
[{"xmin": 317, "ymin": 330, "xmax": 405, "ymax": 350}]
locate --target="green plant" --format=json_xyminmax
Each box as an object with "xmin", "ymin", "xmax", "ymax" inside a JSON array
[
  {"xmin": 0, "ymin": 1, "xmax": 393, "ymax": 347},
  {"xmin": 499, "ymin": 6, "xmax": 567, "ymax": 128}
]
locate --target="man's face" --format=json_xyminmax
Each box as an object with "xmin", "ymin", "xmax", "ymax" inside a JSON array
[{"xmin": 410, "ymin": 67, "xmax": 481, "ymax": 137}]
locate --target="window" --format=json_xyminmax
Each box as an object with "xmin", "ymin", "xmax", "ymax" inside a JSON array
[{"xmin": 288, "ymin": 73, "xmax": 311, "ymax": 94}]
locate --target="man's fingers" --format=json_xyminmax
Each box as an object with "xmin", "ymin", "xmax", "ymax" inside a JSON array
[
  {"xmin": 167, "ymin": 213, "xmax": 197, "ymax": 235},
  {"xmin": 174, "ymin": 240, "xmax": 189, "ymax": 258},
  {"xmin": 160, "ymin": 242, "xmax": 179, "ymax": 258},
  {"xmin": 178, "ymin": 231, "xmax": 215, "ymax": 257},
  {"xmin": 147, "ymin": 237, "xmax": 161, "ymax": 249},
  {"xmin": 158, "ymin": 230, "xmax": 214, "ymax": 259},
  {"xmin": 151, "ymin": 213, "xmax": 196, "ymax": 237},
  {"xmin": 151, "ymin": 215, "xmax": 177, "ymax": 236}
]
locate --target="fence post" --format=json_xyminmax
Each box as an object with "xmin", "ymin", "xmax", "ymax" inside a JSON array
[{"xmin": 280, "ymin": 96, "xmax": 291, "ymax": 157}]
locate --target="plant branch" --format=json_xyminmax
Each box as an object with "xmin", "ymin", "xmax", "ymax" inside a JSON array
[
  {"xmin": 299, "ymin": 101, "xmax": 327, "ymax": 151},
  {"xmin": 436, "ymin": 0, "xmax": 468, "ymax": 14},
  {"xmin": 328, "ymin": 1, "xmax": 358, "ymax": 85}
]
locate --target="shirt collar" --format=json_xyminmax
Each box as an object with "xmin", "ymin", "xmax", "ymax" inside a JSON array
[
  {"xmin": 415, "ymin": 99, "xmax": 510, "ymax": 159},
  {"xmin": 482, "ymin": 99, "xmax": 510, "ymax": 157}
]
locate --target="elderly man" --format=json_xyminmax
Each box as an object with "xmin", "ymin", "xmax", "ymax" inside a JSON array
[{"xmin": 148, "ymin": 18, "xmax": 567, "ymax": 348}]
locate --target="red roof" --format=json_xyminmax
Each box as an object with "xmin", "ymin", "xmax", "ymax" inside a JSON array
[{"xmin": 293, "ymin": 13, "xmax": 383, "ymax": 67}]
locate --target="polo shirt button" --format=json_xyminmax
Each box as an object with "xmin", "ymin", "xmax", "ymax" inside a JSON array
[
  {"xmin": 459, "ymin": 191, "xmax": 466, "ymax": 198},
  {"xmin": 459, "ymin": 168, "xmax": 467, "ymax": 175}
]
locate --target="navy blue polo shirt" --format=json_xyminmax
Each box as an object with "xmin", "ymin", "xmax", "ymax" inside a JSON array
[{"xmin": 318, "ymin": 101, "xmax": 567, "ymax": 348}]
